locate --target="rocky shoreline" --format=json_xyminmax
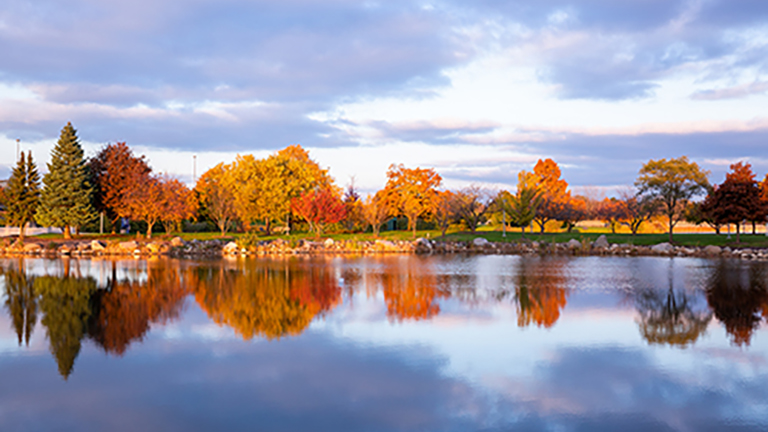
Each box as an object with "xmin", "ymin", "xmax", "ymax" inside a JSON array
[{"xmin": 0, "ymin": 234, "xmax": 766, "ymax": 261}]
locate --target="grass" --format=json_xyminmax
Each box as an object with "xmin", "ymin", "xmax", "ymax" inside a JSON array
[{"xmin": 19, "ymin": 227, "xmax": 768, "ymax": 248}]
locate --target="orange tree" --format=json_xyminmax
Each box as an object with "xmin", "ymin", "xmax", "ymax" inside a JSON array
[
  {"xmin": 636, "ymin": 156, "xmax": 709, "ymax": 243},
  {"xmin": 531, "ymin": 158, "xmax": 570, "ymax": 233},
  {"xmin": 160, "ymin": 177, "xmax": 196, "ymax": 234},
  {"xmin": 89, "ymin": 142, "xmax": 152, "ymax": 232},
  {"xmin": 195, "ymin": 163, "xmax": 237, "ymax": 235},
  {"xmin": 383, "ymin": 164, "xmax": 442, "ymax": 237},
  {"xmin": 290, "ymin": 188, "xmax": 347, "ymax": 237},
  {"xmin": 126, "ymin": 175, "xmax": 165, "ymax": 239},
  {"xmin": 361, "ymin": 191, "xmax": 390, "ymax": 237}
]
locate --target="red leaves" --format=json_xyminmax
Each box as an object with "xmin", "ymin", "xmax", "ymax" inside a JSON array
[{"xmin": 290, "ymin": 188, "xmax": 347, "ymax": 236}]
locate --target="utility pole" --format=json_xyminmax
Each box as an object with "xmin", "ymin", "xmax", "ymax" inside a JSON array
[
  {"xmin": 16, "ymin": 138, "xmax": 20, "ymax": 161},
  {"xmin": 502, "ymin": 210, "xmax": 506, "ymax": 237},
  {"xmin": 193, "ymin": 155, "xmax": 197, "ymax": 183}
]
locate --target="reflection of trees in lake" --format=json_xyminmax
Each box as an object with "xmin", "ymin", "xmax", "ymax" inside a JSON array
[
  {"xmin": 496, "ymin": 257, "xmax": 569, "ymax": 329},
  {"xmin": 628, "ymin": 261, "xmax": 712, "ymax": 348},
  {"xmin": 374, "ymin": 257, "xmax": 450, "ymax": 322},
  {"xmin": 705, "ymin": 260, "xmax": 768, "ymax": 347},
  {"xmin": 34, "ymin": 273, "xmax": 97, "ymax": 379},
  {"xmin": 88, "ymin": 261, "xmax": 188, "ymax": 355},
  {"xmin": 190, "ymin": 259, "xmax": 342, "ymax": 340},
  {"xmin": 3, "ymin": 260, "xmax": 38, "ymax": 346}
]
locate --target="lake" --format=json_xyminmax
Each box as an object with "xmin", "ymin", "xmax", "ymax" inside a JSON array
[{"xmin": 0, "ymin": 255, "xmax": 766, "ymax": 432}]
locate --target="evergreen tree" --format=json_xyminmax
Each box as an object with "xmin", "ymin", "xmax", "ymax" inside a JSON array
[
  {"xmin": 36, "ymin": 122, "xmax": 95, "ymax": 238},
  {"xmin": 5, "ymin": 151, "xmax": 41, "ymax": 241}
]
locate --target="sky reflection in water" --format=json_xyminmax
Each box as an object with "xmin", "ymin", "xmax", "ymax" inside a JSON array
[{"xmin": 0, "ymin": 255, "xmax": 767, "ymax": 432}]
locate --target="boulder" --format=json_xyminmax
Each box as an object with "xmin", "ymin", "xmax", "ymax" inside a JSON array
[
  {"xmin": 651, "ymin": 242, "xmax": 673, "ymax": 253},
  {"xmin": 593, "ymin": 235, "xmax": 609, "ymax": 249},
  {"xmin": 170, "ymin": 237, "xmax": 185, "ymax": 247},
  {"xmin": 375, "ymin": 239, "xmax": 397, "ymax": 250},
  {"xmin": 324, "ymin": 238, "xmax": 335, "ymax": 248},
  {"xmin": 91, "ymin": 240, "xmax": 106, "ymax": 252},
  {"xmin": 222, "ymin": 241, "xmax": 239, "ymax": 254},
  {"xmin": 566, "ymin": 239, "xmax": 582, "ymax": 249},
  {"xmin": 23, "ymin": 243, "xmax": 42, "ymax": 253},
  {"xmin": 414, "ymin": 237, "xmax": 433, "ymax": 249},
  {"xmin": 703, "ymin": 245, "xmax": 721, "ymax": 256},
  {"xmin": 472, "ymin": 237, "xmax": 490, "ymax": 247},
  {"xmin": 146, "ymin": 242, "xmax": 164, "ymax": 254},
  {"xmin": 58, "ymin": 245, "xmax": 71, "ymax": 255}
]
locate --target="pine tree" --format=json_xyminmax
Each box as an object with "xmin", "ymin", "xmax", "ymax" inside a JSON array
[
  {"xmin": 5, "ymin": 151, "xmax": 41, "ymax": 241},
  {"xmin": 36, "ymin": 123, "xmax": 95, "ymax": 238}
]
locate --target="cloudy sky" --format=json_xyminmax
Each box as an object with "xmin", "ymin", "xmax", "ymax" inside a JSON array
[{"xmin": 1, "ymin": 0, "xmax": 767, "ymax": 194}]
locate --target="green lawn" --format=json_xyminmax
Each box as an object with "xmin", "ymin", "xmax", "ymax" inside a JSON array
[{"xmin": 21, "ymin": 228, "xmax": 768, "ymax": 248}]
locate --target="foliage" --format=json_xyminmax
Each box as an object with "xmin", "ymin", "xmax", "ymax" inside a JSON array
[
  {"xmin": 432, "ymin": 190, "xmax": 458, "ymax": 237},
  {"xmin": 618, "ymin": 189, "xmax": 658, "ymax": 235},
  {"xmin": 361, "ymin": 191, "xmax": 391, "ymax": 237},
  {"xmin": 160, "ymin": 176, "xmax": 196, "ymax": 234},
  {"xmin": 195, "ymin": 162, "xmax": 238, "ymax": 235},
  {"xmin": 342, "ymin": 181, "xmax": 365, "ymax": 232},
  {"xmin": 532, "ymin": 159, "xmax": 570, "ymax": 233},
  {"xmin": 502, "ymin": 170, "xmax": 542, "ymax": 238},
  {"xmin": 636, "ymin": 156, "xmax": 709, "ymax": 243},
  {"xmin": 290, "ymin": 188, "xmax": 347, "ymax": 237},
  {"xmin": 89, "ymin": 142, "xmax": 152, "ymax": 230},
  {"xmin": 4, "ymin": 151, "xmax": 41, "ymax": 240},
  {"xmin": 701, "ymin": 162, "xmax": 764, "ymax": 242},
  {"xmin": 125, "ymin": 175, "xmax": 166, "ymax": 238},
  {"xmin": 36, "ymin": 123, "xmax": 96, "ymax": 238},
  {"xmin": 383, "ymin": 164, "xmax": 442, "ymax": 237}
]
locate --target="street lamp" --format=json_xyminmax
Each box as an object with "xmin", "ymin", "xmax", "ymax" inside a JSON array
[{"xmin": 16, "ymin": 138, "xmax": 20, "ymax": 161}]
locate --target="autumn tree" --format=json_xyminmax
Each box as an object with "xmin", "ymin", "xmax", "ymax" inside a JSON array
[
  {"xmin": 559, "ymin": 196, "xmax": 588, "ymax": 233},
  {"xmin": 502, "ymin": 170, "xmax": 542, "ymax": 238},
  {"xmin": 195, "ymin": 162, "xmax": 238, "ymax": 235},
  {"xmin": 636, "ymin": 156, "xmax": 709, "ymax": 243},
  {"xmin": 432, "ymin": 190, "xmax": 458, "ymax": 237},
  {"xmin": 361, "ymin": 191, "xmax": 390, "ymax": 237},
  {"xmin": 4, "ymin": 151, "xmax": 41, "ymax": 241},
  {"xmin": 290, "ymin": 188, "xmax": 347, "ymax": 237},
  {"xmin": 454, "ymin": 185, "xmax": 488, "ymax": 233},
  {"xmin": 342, "ymin": 181, "xmax": 365, "ymax": 232},
  {"xmin": 89, "ymin": 142, "xmax": 152, "ymax": 232},
  {"xmin": 125, "ymin": 175, "xmax": 165, "ymax": 239},
  {"xmin": 531, "ymin": 159, "xmax": 570, "ymax": 233},
  {"xmin": 36, "ymin": 123, "xmax": 96, "ymax": 238},
  {"xmin": 700, "ymin": 162, "xmax": 763, "ymax": 242},
  {"xmin": 618, "ymin": 189, "xmax": 657, "ymax": 236},
  {"xmin": 383, "ymin": 164, "xmax": 442, "ymax": 237},
  {"xmin": 231, "ymin": 145, "xmax": 333, "ymax": 234},
  {"xmin": 597, "ymin": 198, "xmax": 626, "ymax": 234},
  {"xmin": 160, "ymin": 177, "xmax": 195, "ymax": 234}
]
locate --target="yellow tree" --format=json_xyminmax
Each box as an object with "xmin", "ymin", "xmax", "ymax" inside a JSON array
[
  {"xmin": 361, "ymin": 191, "xmax": 391, "ymax": 237},
  {"xmin": 126, "ymin": 175, "xmax": 166, "ymax": 239},
  {"xmin": 636, "ymin": 156, "xmax": 709, "ymax": 243},
  {"xmin": 160, "ymin": 177, "xmax": 196, "ymax": 234},
  {"xmin": 532, "ymin": 159, "xmax": 570, "ymax": 233},
  {"xmin": 383, "ymin": 164, "xmax": 442, "ymax": 237},
  {"xmin": 195, "ymin": 162, "xmax": 237, "ymax": 235}
]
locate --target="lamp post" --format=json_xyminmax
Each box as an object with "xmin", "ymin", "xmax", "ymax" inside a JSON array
[
  {"xmin": 16, "ymin": 138, "xmax": 20, "ymax": 161},
  {"xmin": 193, "ymin": 155, "xmax": 197, "ymax": 183}
]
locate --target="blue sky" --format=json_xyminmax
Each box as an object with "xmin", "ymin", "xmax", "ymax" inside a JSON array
[{"xmin": 1, "ymin": 0, "xmax": 767, "ymax": 194}]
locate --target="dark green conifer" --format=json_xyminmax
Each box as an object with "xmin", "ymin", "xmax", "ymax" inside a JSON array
[
  {"xmin": 5, "ymin": 151, "xmax": 41, "ymax": 241},
  {"xmin": 36, "ymin": 122, "xmax": 95, "ymax": 238}
]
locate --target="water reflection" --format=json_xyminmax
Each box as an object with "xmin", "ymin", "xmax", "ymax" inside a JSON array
[
  {"xmin": 627, "ymin": 261, "xmax": 712, "ymax": 348},
  {"xmin": 3, "ymin": 259, "xmax": 37, "ymax": 346},
  {"xmin": 189, "ymin": 258, "xmax": 342, "ymax": 340},
  {"xmin": 705, "ymin": 259, "xmax": 768, "ymax": 346}
]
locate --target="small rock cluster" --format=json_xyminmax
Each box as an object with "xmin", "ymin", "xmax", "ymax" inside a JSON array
[{"xmin": 1, "ymin": 234, "xmax": 766, "ymax": 260}]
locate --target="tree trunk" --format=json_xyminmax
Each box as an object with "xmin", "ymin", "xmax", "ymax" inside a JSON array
[
  {"xmin": 146, "ymin": 221, "xmax": 153, "ymax": 239},
  {"xmin": 736, "ymin": 224, "xmax": 740, "ymax": 243},
  {"xmin": 63, "ymin": 226, "xmax": 71, "ymax": 239},
  {"xmin": 18, "ymin": 224, "xmax": 25, "ymax": 242},
  {"xmin": 752, "ymin": 221, "xmax": 756, "ymax": 235},
  {"xmin": 668, "ymin": 214, "xmax": 674, "ymax": 243}
]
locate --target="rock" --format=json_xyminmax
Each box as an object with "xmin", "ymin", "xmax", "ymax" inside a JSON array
[
  {"xmin": 23, "ymin": 243, "xmax": 42, "ymax": 253},
  {"xmin": 146, "ymin": 242, "xmax": 164, "ymax": 254},
  {"xmin": 472, "ymin": 237, "xmax": 490, "ymax": 247},
  {"xmin": 723, "ymin": 247, "xmax": 732, "ymax": 253},
  {"xmin": 91, "ymin": 240, "xmax": 106, "ymax": 252},
  {"xmin": 566, "ymin": 239, "xmax": 582, "ymax": 249},
  {"xmin": 593, "ymin": 235, "xmax": 609, "ymax": 249},
  {"xmin": 58, "ymin": 245, "xmax": 71, "ymax": 255},
  {"xmin": 651, "ymin": 242, "xmax": 673, "ymax": 253},
  {"xmin": 324, "ymin": 238, "xmax": 335, "ymax": 248},
  {"xmin": 222, "ymin": 241, "xmax": 239, "ymax": 254},
  {"xmin": 414, "ymin": 237, "xmax": 433, "ymax": 249},
  {"xmin": 118, "ymin": 240, "xmax": 138, "ymax": 252},
  {"xmin": 170, "ymin": 237, "xmax": 184, "ymax": 247},
  {"xmin": 703, "ymin": 245, "xmax": 721, "ymax": 256}
]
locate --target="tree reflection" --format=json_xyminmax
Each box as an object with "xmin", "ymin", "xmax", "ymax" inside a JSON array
[
  {"xmin": 190, "ymin": 259, "xmax": 342, "ymax": 339},
  {"xmin": 705, "ymin": 260, "xmax": 768, "ymax": 347},
  {"xmin": 506, "ymin": 257, "xmax": 569, "ymax": 329},
  {"xmin": 34, "ymin": 273, "xmax": 97, "ymax": 379},
  {"xmin": 88, "ymin": 261, "xmax": 188, "ymax": 355},
  {"xmin": 629, "ymin": 262, "xmax": 711, "ymax": 348},
  {"xmin": 3, "ymin": 260, "xmax": 38, "ymax": 347},
  {"xmin": 374, "ymin": 257, "xmax": 450, "ymax": 322}
]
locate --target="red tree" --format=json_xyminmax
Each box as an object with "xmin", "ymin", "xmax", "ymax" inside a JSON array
[
  {"xmin": 702, "ymin": 162, "xmax": 764, "ymax": 242},
  {"xmin": 290, "ymin": 188, "xmax": 347, "ymax": 237}
]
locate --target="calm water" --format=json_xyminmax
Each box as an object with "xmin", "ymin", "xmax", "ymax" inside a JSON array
[{"xmin": 1, "ymin": 255, "xmax": 767, "ymax": 432}]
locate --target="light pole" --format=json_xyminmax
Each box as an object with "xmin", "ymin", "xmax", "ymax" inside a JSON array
[
  {"xmin": 193, "ymin": 155, "xmax": 197, "ymax": 183},
  {"xmin": 16, "ymin": 138, "xmax": 20, "ymax": 161}
]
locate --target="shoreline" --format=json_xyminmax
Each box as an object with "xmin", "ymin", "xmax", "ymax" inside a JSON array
[{"xmin": 1, "ymin": 235, "xmax": 766, "ymax": 261}]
